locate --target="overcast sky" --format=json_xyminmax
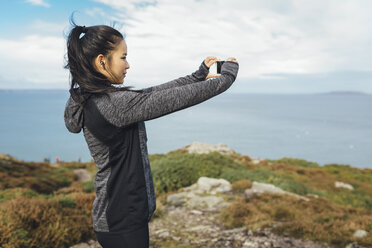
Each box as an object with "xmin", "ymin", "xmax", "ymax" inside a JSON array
[{"xmin": 1, "ymin": 0, "xmax": 372, "ymax": 94}]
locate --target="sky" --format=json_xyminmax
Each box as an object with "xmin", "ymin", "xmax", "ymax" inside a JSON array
[{"xmin": 1, "ymin": 0, "xmax": 372, "ymax": 94}]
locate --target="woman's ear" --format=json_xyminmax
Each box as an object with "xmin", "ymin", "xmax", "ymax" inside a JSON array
[{"xmin": 94, "ymin": 54, "xmax": 106, "ymax": 73}]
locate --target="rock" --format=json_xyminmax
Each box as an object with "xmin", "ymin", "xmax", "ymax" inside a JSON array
[
  {"xmin": 69, "ymin": 240, "xmax": 102, "ymax": 248},
  {"xmin": 73, "ymin": 169, "xmax": 92, "ymax": 182},
  {"xmin": 247, "ymin": 182, "xmax": 286, "ymax": 194},
  {"xmin": 158, "ymin": 231, "xmax": 170, "ymax": 238},
  {"xmin": 167, "ymin": 177, "xmax": 232, "ymax": 210},
  {"xmin": 69, "ymin": 243, "xmax": 90, "ymax": 248},
  {"xmin": 221, "ymin": 227, "xmax": 247, "ymax": 235},
  {"xmin": 0, "ymin": 153, "xmax": 18, "ymax": 161},
  {"xmin": 166, "ymin": 192, "xmax": 190, "ymax": 207},
  {"xmin": 194, "ymin": 177, "xmax": 232, "ymax": 194},
  {"xmin": 335, "ymin": 181, "xmax": 354, "ymax": 190},
  {"xmin": 87, "ymin": 240, "xmax": 97, "ymax": 245},
  {"xmin": 188, "ymin": 195, "xmax": 225, "ymax": 209},
  {"xmin": 183, "ymin": 183, "xmax": 198, "ymax": 191},
  {"xmin": 264, "ymin": 241, "xmax": 271, "ymax": 247},
  {"xmin": 353, "ymin": 229, "xmax": 368, "ymax": 238},
  {"xmin": 307, "ymin": 193, "xmax": 319, "ymax": 198},
  {"xmin": 345, "ymin": 242, "xmax": 366, "ymax": 248},
  {"xmin": 245, "ymin": 181, "xmax": 310, "ymax": 201},
  {"xmin": 87, "ymin": 240, "xmax": 102, "ymax": 248},
  {"xmin": 243, "ymin": 240, "xmax": 259, "ymax": 248},
  {"xmin": 187, "ymin": 225, "xmax": 214, "ymax": 233},
  {"xmin": 183, "ymin": 141, "xmax": 236, "ymax": 155},
  {"xmin": 172, "ymin": 236, "xmax": 181, "ymax": 241},
  {"xmin": 251, "ymin": 158, "xmax": 262, "ymax": 165},
  {"xmin": 190, "ymin": 210, "xmax": 203, "ymax": 215}
]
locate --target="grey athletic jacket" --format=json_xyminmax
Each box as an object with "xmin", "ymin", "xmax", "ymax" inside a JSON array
[{"xmin": 64, "ymin": 60, "xmax": 239, "ymax": 234}]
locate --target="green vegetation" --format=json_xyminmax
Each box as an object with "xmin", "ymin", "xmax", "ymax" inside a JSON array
[
  {"xmin": 0, "ymin": 150, "xmax": 371, "ymax": 247},
  {"xmin": 149, "ymin": 151, "xmax": 247, "ymax": 194},
  {"xmin": 81, "ymin": 180, "xmax": 95, "ymax": 193},
  {"xmin": 271, "ymin": 157, "xmax": 321, "ymax": 168}
]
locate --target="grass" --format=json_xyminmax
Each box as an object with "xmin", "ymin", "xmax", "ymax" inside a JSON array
[{"xmin": 219, "ymin": 193, "xmax": 372, "ymax": 247}]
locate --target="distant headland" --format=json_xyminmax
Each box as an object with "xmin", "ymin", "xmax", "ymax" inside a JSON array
[{"xmin": 321, "ymin": 90, "xmax": 370, "ymax": 95}]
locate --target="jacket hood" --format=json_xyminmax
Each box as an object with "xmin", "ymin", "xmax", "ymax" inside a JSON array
[{"xmin": 64, "ymin": 88, "xmax": 92, "ymax": 133}]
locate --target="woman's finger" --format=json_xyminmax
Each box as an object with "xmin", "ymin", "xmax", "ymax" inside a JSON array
[
  {"xmin": 227, "ymin": 57, "xmax": 237, "ymax": 62},
  {"xmin": 226, "ymin": 57, "xmax": 238, "ymax": 64},
  {"xmin": 206, "ymin": 57, "xmax": 215, "ymax": 63},
  {"xmin": 206, "ymin": 73, "xmax": 221, "ymax": 79}
]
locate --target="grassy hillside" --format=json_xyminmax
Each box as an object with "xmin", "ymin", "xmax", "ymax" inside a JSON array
[{"xmin": 0, "ymin": 150, "xmax": 371, "ymax": 247}]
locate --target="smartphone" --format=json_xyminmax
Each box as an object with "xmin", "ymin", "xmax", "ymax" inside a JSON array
[{"xmin": 217, "ymin": 61, "xmax": 225, "ymax": 74}]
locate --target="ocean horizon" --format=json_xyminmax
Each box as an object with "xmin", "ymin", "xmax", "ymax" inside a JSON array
[{"xmin": 0, "ymin": 89, "xmax": 371, "ymax": 169}]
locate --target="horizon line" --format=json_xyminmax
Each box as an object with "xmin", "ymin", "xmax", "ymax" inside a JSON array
[{"xmin": 0, "ymin": 89, "xmax": 371, "ymax": 95}]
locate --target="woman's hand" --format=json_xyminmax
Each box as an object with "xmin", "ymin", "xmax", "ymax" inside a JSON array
[
  {"xmin": 204, "ymin": 56, "xmax": 239, "ymax": 79},
  {"xmin": 204, "ymin": 56, "xmax": 219, "ymax": 79},
  {"xmin": 226, "ymin": 57, "xmax": 238, "ymax": 64},
  {"xmin": 204, "ymin": 56, "xmax": 218, "ymax": 68}
]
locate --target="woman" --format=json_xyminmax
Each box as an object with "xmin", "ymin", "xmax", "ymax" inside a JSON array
[{"xmin": 64, "ymin": 20, "xmax": 239, "ymax": 248}]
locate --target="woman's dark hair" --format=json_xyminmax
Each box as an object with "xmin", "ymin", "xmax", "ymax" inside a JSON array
[{"xmin": 64, "ymin": 14, "xmax": 143, "ymax": 105}]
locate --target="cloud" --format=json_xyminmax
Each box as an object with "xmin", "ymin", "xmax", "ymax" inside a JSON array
[
  {"xmin": 93, "ymin": 0, "xmax": 157, "ymax": 12},
  {"xmin": 2, "ymin": 0, "xmax": 372, "ymax": 92},
  {"xmin": 85, "ymin": 7, "xmax": 108, "ymax": 18},
  {"xmin": 91, "ymin": 0, "xmax": 372, "ymax": 87},
  {"xmin": 27, "ymin": 20, "xmax": 70, "ymax": 37},
  {"xmin": 25, "ymin": 0, "xmax": 50, "ymax": 8},
  {"xmin": 0, "ymin": 35, "xmax": 68, "ymax": 89}
]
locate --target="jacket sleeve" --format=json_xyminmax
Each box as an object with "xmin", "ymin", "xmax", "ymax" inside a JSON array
[
  {"xmin": 142, "ymin": 61, "xmax": 210, "ymax": 93},
  {"xmin": 105, "ymin": 61, "xmax": 239, "ymax": 128}
]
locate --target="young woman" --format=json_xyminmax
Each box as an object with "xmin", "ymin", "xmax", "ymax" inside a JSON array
[{"xmin": 64, "ymin": 20, "xmax": 239, "ymax": 248}]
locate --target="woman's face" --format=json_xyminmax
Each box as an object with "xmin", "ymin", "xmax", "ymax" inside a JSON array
[{"xmin": 107, "ymin": 39, "xmax": 129, "ymax": 84}]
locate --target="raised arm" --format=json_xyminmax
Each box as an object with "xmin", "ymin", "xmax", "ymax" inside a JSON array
[
  {"xmin": 142, "ymin": 61, "xmax": 210, "ymax": 93},
  {"xmin": 100, "ymin": 61, "xmax": 239, "ymax": 128}
]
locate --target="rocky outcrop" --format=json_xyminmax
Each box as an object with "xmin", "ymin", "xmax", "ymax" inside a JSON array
[
  {"xmin": 335, "ymin": 181, "xmax": 354, "ymax": 190},
  {"xmin": 0, "ymin": 153, "xmax": 16, "ymax": 161},
  {"xmin": 182, "ymin": 141, "xmax": 236, "ymax": 155},
  {"xmin": 70, "ymin": 240, "xmax": 101, "ymax": 248},
  {"xmin": 183, "ymin": 176, "xmax": 232, "ymax": 194},
  {"xmin": 73, "ymin": 169, "xmax": 92, "ymax": 182},
  {"xmin": 245, "ymin": 181, "xmax": 310, "ymax": 201},
  {"xmin": 353, "ymin": 229, "xmax": 368, "ymax": 239},
  {"xmin": 167, "ymin": 177, "xmax": 232, "ymax": 210}
]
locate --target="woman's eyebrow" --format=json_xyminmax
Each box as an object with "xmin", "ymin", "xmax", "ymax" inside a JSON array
[{"xmin": 123, "ymin": 53, "xmax": 127, "ymax": 56}]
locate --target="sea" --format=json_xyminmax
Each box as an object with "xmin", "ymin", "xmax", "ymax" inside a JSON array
[{"xmin": 0, "ymin": 90, "xmax": 371, "ymax": 169}]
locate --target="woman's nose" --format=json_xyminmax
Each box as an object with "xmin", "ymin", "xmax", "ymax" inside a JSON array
[{"xmin": 126, "ymin": 62, "xmax": 130, "ymax": 69}]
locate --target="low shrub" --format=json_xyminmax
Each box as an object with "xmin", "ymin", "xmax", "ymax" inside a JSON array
[
  {"xmin": 58, "ymin": 196, "xmax": 76, "ymax": 208},
  {"xmin": 0, "ymin": 194, "xmax": 95, "ymax": 248},
  {"xmin": 272, "ymin": 157, "xmax": 320, "ymax": 168},
  {"xmin": 220, "ymin": 168, "xmax": 279, "ymax": 183},
  {"xmin": 219, "ymin": 194, "xmax": 372, "ymax": 247},
  {"xmin": 0, "ymin": 158, "xmax": 75, "ymax": 194},
  {"xmin": 231, "ymin": 179, "xmax": 252, "ymax": 191},
  {"xmin": 81, "ymin": 180, "xmax": 95, "ymax": 193}
]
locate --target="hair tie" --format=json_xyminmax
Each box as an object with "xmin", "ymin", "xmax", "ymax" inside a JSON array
[{"xmin": 81, "ymin": 25, "xmax": 88, "ymax": 33}]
